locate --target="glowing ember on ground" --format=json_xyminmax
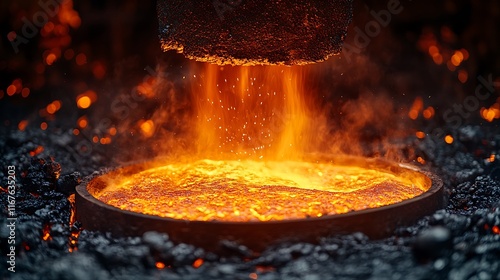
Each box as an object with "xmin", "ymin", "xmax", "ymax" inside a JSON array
[{"xmin": 91, "ymin": 158, "xmax": 430, "ymax": 222}]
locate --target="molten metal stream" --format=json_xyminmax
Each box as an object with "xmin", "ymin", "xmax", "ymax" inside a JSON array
[{"xmin": 191, "ymin": 64, "xmax": 321, "ymax": 160}]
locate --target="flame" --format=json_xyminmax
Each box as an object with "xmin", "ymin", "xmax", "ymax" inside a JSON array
[{"xmin": 191, "ymin": 64, "xmax": 319, "ymax": 160}]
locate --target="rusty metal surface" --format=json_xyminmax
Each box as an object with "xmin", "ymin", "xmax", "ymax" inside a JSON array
[{"xmin": 157, "ymin": 0, "xmax": 353, "ymax": 65}]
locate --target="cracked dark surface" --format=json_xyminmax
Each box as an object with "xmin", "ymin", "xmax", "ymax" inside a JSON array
[{"xmin": 157, "ymin": 0, "xmax": 353, "ymax": 65}]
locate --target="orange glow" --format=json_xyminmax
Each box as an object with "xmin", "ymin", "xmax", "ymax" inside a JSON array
[
  {"xmin": 193, "ymin": 258, "xmax": 204, "ymax": 268},
  {"xmin": 45, "ymin": 53, "xmax": 57, "ymax": 65},
  {"xmin": 7, "ymin": 85, "xmax": 16, "ymax": 96},
  {"xmin": 416, "ymin": 131, "xmax": 425, "ymax": 139},
  {"xmin": 92, "ymin": 158, "xmax": 431, "ymax": 222},
  {"xmin": 58, "ymin": 0, "xmax": 81, "ymax": 28},
  {"xmin": 447, "ymin": 61, "xmax": 456, "ymax": 72},
  {"xmin": 29, "ymin": 146, "xmax": 44, "ymax": 157},
  {"xmin": 191, "ymin": 64, "xmax": 319, "ymax": 159},
  {"xmin": 139, "ymin": 120, "xmax": 155, "ymax": 138},
  {"xmin": 408, "ymin": 97, "xmax": 424, "ymax": 120},
  {"xmin": 481, "ymin": 104, "xmax": 500, "ymax": 122},
  {"xmin": 422, "ymin": 107, "xmax": 435, "ymax": 119},
  {"xmin": 76, "ymin": 53, "xmax": 87, "ymax": 65},
  {"xmin": 77, "ymin": 90, "xmax": 97, "ymax": 109},
  {"xmin": 42, "ymin": 225, "xmax": 52, "ymax": 241},
  {"xmin": 68, "ymin": 194, "xmax": 76, "ymax": 226},
  {"xmin": 441, "ymin": 26, "xmax": 455, "ymax": 42},
  {"xmin": 18, "ymin": 120, "xmax": 28, "ymax": 131},
  {"xmin": 156, "ymin": 262, "xmax": 166, "ymax": 270},
  {"xmin": 73, "ymin": 129, "xmax": 80, "ymax": 135},
  {"xmin": 451, "ymin": 51, "xmax": 464, "ymax": 66},
  {"xmin": 7, "ymin": 31, "xmax": 16, "ymax": 41},
  {"xmin": 109, "ymin": 127, "xmax": 117, "ymax": 135},
  {"xmin": 40, "ymin": 122, "xmax": 48, "ymax": 130},
  {"xmin": 489, "ymin": 154, "xmax": 496, "ymax": 163},
  {"xmin": 417, "ymin": 157, "xmax": 425, "ymax": 165},
  {"xmin": 43, "ymin": 22, "xmax": 55, "ymax": 33},
  {"xmin": 493, "ymin": 226, "xmax": 500, "ymax": 235},
  {"xmin": 428, "ymin": 46, "xmax": 439, "ymax": 56},
  {"xmin": 78, "ymin": 116, "xmax": 88, "ymax": 128},
  {"xmin": 249, "ymin": 273, "xmax": 258, "ymax": 280},
  {"xmin": 77, "ymin": 96, "xmax": 91, "ymax": 109},
  {"xmin": 460, "ymin": 48, "xmax": 469, "ymax": 60},
  {"xmin": 444, "ymin": 135, "xmax": 454, "ymax": 144},
  {"xmin": 100, "ymin": 137, "xmax": 112, "ymax": 145},
  {"xmin": 21, "ymin": 88, "xmax": 30, "ymax": 98},
  {"xmin": 46, "ymin": 100, "xmax": 62, "ymax": 114},
  {"xmin": 458, "ymin": 70, "xmax": 468, "ymax": 83},
  {"xmin": 92, "ymin": 136, "xmax": 99, "ymax": 143},
  {"xmin": 92, "ymin": 62, "xmax": 106, "ymax": 79},
  {"xmin": 432, "ymin": 54, "xmax": 443, "ymax": 65},
  {"xmin": 136, "ymin": 78, "xmax": 156, "ymax": 98},
  {"xmin": 89, "ymin": 64, "xmax": 434, "ymax": 223},
  {"xmin": 68, "ymin": 193, "xmax": 80, "ymax": 253}
]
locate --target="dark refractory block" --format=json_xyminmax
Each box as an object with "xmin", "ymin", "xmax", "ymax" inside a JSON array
[{"xmin": 157, "ymin": 0, "xmax": 353, "ymax": 65}]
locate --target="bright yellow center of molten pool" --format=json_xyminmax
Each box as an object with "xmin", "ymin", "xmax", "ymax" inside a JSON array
[{"xmin": 92, "ymin": 159, "xmax": 430, "ymax": 222}]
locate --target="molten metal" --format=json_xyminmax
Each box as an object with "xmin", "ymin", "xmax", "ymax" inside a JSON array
[
  {"xmin": 89, "ymin": 157, "xmax": 430, "ymax": 222},
  {"xmin": 76, "ymin": 157, "xmax": 443, "ymax": 251}
]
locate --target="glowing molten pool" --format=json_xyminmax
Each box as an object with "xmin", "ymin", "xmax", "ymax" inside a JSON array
[{"xmin": 90, "ymin": 157, "xmax": 430, "ymax": 222}]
